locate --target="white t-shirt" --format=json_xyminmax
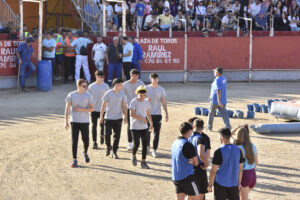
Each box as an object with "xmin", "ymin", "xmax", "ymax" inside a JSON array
[
  {"xmin": 164, "ymin": 0, "xmax": 170, "ymax": 9},
  {"xmin": 106, "ymin": 5, "xmax": 114, "ymax": 18},
  {"xmin": 288, "ymin": 15, "xmax": 299, "ymax": 27},
  {"xmin": 248, "ymin": 3, "xmax": 261, "ymax": 17},
  {"xmin": 195, "ymin": 5, "xmax": 207, "ymax": 15},
  {"xmin": 92, "ymin": 43, "xmax": 107, "ymax": 61},
  {"xmin": 144, "ymin": 15, "xmax": 159, "ymax": 27},
  {"xmin": 115, "ymin": 3, "xmax": 129, "ymax": 13},
  {"xmin": 232, "ymin": 4, "xmax": 241, "ymax": 14},
  {"xmin": 222, "ymin": 15, "xmax": 234, "ymax": 25}
]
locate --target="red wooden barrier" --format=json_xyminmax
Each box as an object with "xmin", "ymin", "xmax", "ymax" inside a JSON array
[
  {"xmin": 253, "ymin": 36, "xmax": 300, "ymax": 69},
  {"xmin": 187, "ymin": 37, "xmax": 249, "ymax": 70}
]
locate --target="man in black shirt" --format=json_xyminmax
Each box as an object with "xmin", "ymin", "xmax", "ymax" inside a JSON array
[
  {"xmin": 190, "ymin": 119, "xmax": 211, "ymax": 200},
  {"xmin": 171, "ymin": 122, "xmax": 201, "ymax": 200},
  {"xmin": 207, "ymin": 128, "xmax": 244, "ymax": 200},
  {"xmin": 106, "ymin": 36, "xmax": 123, "ymax": 86}
]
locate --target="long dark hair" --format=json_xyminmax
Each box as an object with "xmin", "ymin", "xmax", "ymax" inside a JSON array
[{"xmin": 235, "ymin": 126, "xmax": 255, "ymax": 164}]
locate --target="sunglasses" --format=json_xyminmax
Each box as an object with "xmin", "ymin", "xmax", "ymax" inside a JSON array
[{"xmin": 81, "ymin": 85, "xmax": 87, "ymax": 88}]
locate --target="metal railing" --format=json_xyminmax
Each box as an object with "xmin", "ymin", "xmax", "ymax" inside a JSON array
[
  {"xmin": 0, "ymin": 0, "xmax": 19, "ymax": 30},
  {"xmin": 70, "ymin": 0, "xmax": 103, "ymax": 34}
]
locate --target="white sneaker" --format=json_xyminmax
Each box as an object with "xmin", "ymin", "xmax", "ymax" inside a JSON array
[
  {"xmin": 127, "ymin": 143, "xmax": 133, "ymax": 151},
  {"xmin": 152, "ymin": 150, "xmax": 157, "ymax": 158}
]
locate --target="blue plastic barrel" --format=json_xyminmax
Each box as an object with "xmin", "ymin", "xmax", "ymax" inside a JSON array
[
  {"xmin": 267, "ymin": 99, "xmax": 274, "ymax": 107},
  {"xmin": 247, "ymin": 111, "xmax": 255, "ymax": 119},
  {"xmin": 195, "ymin": 107, "xmax": 201, "ymax": 115},
  {"xmin": 253, "ymin": 103, "xmax": 261, "ymax": 112},
  {"xmin": 227, "ymin": 110, "xmax": 234, "ymax": 118},
  {"xmin": 234, "ymin": 110, "xmax": 244, "ymax": 119},
  {"xmin": 261, "ymin": 104, "xmax": 269, "ymax": 113},
  {"xmin": 247, "ymin": 104, "xmax": 254, "ymax": 112},
  {"xmin": 201, "ymin": 108, "xmax": 209, "ymax": 116},
  {"xmin": 37, "ymin": 60, "xmax": 52, "ymax": 91}
]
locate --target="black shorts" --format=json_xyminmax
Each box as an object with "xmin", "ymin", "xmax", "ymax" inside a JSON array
[
  {"xmin": 55, "ymin": 54, "xmax": 64, "ymax": 64},
  {"xmin": 194, "ymin": 166, "xmax": 208, "ymax": 194},
  {"xmin": 173, "ymin": 175, "xmax": 200, "ymax": 196},
  {"xmin": 214, "ymin": 182, "xmax": 239, "ymax": 200}
]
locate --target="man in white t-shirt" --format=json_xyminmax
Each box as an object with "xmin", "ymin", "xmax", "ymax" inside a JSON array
[
  {"xmin": 248, "ymin": 0, "xmax": 261, "ymax": 18},
  {"xmin": 222, "ymin": 10, "xmax": 238, "ymax": 30},
  {"xmin": 144, "ymin": 12, "xmax": 159, "ymax": 30},
  {"xmin": 106, "ymin": 2, "xmax": 114, "ymax": 22},
  {"xmin": 92, "ymin": 36, "xmax": 107, "ymax": 71},
  {"xmin": 195, "ymin": 0, "xmax": 207, "ymax": 22},
  {"xmin": 115, "ymin": 2, "xmax": 129, "ymax": 28},
  {"xmin": 232, "ymin": 0, "xmax": 241, "ymax": 15}
]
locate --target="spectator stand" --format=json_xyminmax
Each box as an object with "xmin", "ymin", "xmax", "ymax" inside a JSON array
[
  {"xmin": 103, "ymin": 0, "xmax": 127, "ymax": 37},
  {"xmin": 71, "ymin": 0, "xmax": 103, "ymax": 35}
]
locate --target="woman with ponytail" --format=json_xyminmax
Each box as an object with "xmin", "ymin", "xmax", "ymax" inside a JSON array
[{"xmin": 233, "ymin": 125, "xmax": 258, "ymax": 200}]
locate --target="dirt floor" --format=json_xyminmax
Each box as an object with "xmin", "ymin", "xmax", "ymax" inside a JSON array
[{"xmin": 0, "ymin": 82, "xmax": 300, "ymax": 200}]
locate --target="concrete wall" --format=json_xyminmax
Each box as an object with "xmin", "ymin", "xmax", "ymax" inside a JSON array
[
  {"xmin": 140, "ymin": 70, "xmax": 300, "ymax": 83},
  {"xmin": 0, "ymin": 76, "xmax": 36, "ymax": 89}
]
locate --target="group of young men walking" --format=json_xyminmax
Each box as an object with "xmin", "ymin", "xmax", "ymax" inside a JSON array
[{"xmin": 65, "ymin": 69, "xmax": 168, "ymax": 169}]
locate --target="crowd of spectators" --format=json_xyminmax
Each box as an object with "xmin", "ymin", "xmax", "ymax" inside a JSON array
[{"xmin": 89, "ymin": 0, "xmax": 300, "ymax": 32}]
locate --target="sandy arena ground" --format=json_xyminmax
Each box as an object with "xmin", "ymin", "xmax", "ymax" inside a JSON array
[{"xmin": 0, "ymin": 82, "xmax": 300, "ymax": 200}]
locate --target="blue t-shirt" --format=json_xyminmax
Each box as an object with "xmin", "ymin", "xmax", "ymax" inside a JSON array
[
  {"xmin": 238, "ymin": 143, "xmax": 257, "ymax": 170},
  {"xmin": 42, "ymin": 38, "xmax": 56, "ymax": 58},
  {"xmin": 210, "ymin": 75, "xmax": 227, "ymax": 105},
  {"xmin": 132, "ymin": 42, "xmax": 143, "ymax": 64},
  {"xmin": 71, "ymin": 37, "xmax": 92, "ymax": 55},
  {"xmin": 17, "ymin": 42, "xmax": 33, "ymax": 64},
  {"xmin": 213, "ymin": 144, "xmax": 244, "ymax": 187},
  {"xmin": 123, "ymin": 42, "xmax": 134, "ymax": 62},
  {"xmin": 136, "ymin": 3, "xmax": 145, "ymax": 17},
  {"xmin": 255, "ymin": 15, "xmax": 267, "ymax": 29}
]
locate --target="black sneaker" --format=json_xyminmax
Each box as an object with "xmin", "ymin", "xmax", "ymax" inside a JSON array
[
  {"xmin": 112, "ymin": 153, "xmax": 119, "ymax": 159},
  {"xmin": 141, "ymin": 162, "xmax": 150, "ymax": 169},
  {"xmin": 106, "ymin": 146, "xmax": 112, "ymax": 156},
  {"xmin": 100, "ymin": 136, "xmax": 104, "ymax": 145},
  {"xmin": 131, "ymin": 157, "xmax": 137, "ymax": 166},
  {"xmin": 93, "ymin": 142, "xmax": 98, "ymax": 149}
]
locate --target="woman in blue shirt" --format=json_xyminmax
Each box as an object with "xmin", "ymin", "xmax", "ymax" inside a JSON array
[{"xmin": 233, "ymin": 125, "xmax": 258, "ymax": 200}]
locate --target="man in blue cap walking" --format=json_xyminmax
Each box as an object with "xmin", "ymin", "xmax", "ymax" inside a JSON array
[
  {"xmin": 16, "ymin": 37, "xmax": 37, "ymax": 92},
  {"xmin": 206, "ymin": 67, "xmax": 231, "ymax": 131}
]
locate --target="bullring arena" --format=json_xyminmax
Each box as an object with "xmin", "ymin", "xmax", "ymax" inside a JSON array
[
  {"xmin": 1, "ymin": 82, "xmax": 300, "ymax": 200},
  {"xmin": 1, "ymin": 0, "xmax": 300, "ymax": 199}
]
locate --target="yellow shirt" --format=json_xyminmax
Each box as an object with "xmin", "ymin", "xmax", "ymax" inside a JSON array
[{"xmin": 158, "ymin": 14, "xmax": 174, "ymax": 26}]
